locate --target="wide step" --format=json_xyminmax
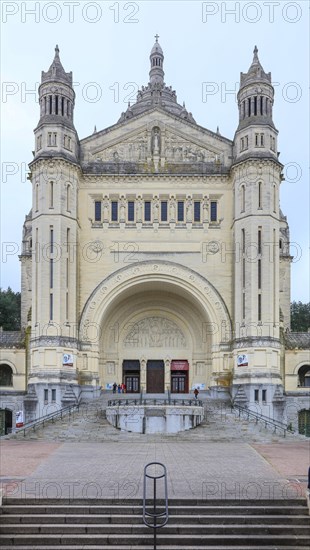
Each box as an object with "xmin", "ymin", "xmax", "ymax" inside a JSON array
[{"xmin": 0, "ymin": 498, "xmax": 308, "ymax": 548}]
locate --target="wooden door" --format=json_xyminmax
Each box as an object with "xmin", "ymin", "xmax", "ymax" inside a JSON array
[{"xmin": 147, "ymin": 360, "xmax": 164, "ymax": 393}]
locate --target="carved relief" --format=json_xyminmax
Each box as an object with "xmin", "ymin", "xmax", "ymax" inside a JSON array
[
  {"xmin": 136, "ymin": 196, "xmax": 143, "ymax": 222},
  {"xmin": 124, "ymin": 317, "xmax": 186, "ymax": 348},
  {"xmin": 119, "ymin": 196, "xmax": 126, "ymax": 222},
  {"xmin": 93, "ymin": 129, "xmax": 220, "ymax": 165},
  {"xmin": 96, "ymin": 133, "xmax": 148, "ymax": 162},
  {"xmin": 152, "ymin": 196, "xmax": 159, "ymax": 221},
  {"xmin": 164, "ymin": 132, "xmax": 216, "ymax": 163}
]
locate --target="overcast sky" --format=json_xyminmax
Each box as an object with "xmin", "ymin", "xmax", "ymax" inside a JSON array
[{"xmin": 1, "ymin": 0, "xmax": 309, "ymax": 302}]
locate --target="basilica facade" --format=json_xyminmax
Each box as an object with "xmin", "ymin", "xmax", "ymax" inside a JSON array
[{"xmin": 0, "ymin": 38, "xmax": 309, "ymax": 433}]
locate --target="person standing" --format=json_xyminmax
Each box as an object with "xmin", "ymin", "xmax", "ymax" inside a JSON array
[{"xmin": 194, "ymin": 388, "xmax": 199, "ymax": 400}]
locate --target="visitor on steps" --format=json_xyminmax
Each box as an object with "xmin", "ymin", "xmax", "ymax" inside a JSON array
[{"xmin": 194, "ymin": 388, "xmax": 199, "ymax": 400}]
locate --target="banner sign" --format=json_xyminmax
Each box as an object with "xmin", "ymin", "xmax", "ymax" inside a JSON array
[
  {"xmin": 237, "ymin": 354, "xmax": 248, "ymax": 367},
  {"xmin": 16, "ymin": 410, "xmax": 24, "ymax": 428},
  {"xmin": 63, "ymin": 353, "xmax": 74, "ymax": 367},
  {"xmin": 171, "ymin": 360, "xmax": 189, "ymax": 371}
]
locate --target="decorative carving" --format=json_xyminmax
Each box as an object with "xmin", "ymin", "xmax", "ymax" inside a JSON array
[
  {"xmin": 203, "ymin": 196, "xmax": 209, "ymax": 222},
  {"xmin": 103, "ymin": 196, "xmax": 109, "ymax": 222},
  {"xmin": 152, "ymin": 196, "xmax": 159, "ymax": 221},
  {"xmin": 119, "ymin": 196, "xmax": 126, "ymax": 222},
  {"xmin": 124, "ymin": 317, "xmax": 186, "ymax": 348},
  {"xmin": 136, "ymin": 196, "xmax": 143, "ymax": 222},
  {"xmin": 186, "ymin": 196, "xmax": 193, "ymax": 222},
  {"xmin": 164, "ymin": 132, "xmax": 216, "ymax": 163},
  {"xmin": 151, "ymin": 127, "xmax": 161, "ymax": 155},
  {"xmin": 96, "ymin": 133, "xmax": 148, "ymax": 163},
  {"xmin": 93, "ymin": 129, "xmax": 221, "ymax": 166},
  {"xmin": 169, "ymin": 197, "xmax": 176, "ymax": 221}
]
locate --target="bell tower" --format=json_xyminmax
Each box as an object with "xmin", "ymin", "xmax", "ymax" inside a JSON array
[
  {"xmin": 231, "ymin": 47, "xmax": 285, "ymax": 417},
  {"xmin": 28, "ymin": 46, "xmax": 80, "ymax": 416}
]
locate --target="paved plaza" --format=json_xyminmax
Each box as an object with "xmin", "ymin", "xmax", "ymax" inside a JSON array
[{"xmin": 1, "ymin": 396, "xmax": 309, "ymax": 501}]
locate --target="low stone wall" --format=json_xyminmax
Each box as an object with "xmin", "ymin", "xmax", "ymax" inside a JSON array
[{"xmin": 106, "ymin": 404, "xmax": 204, "ymax": 434}]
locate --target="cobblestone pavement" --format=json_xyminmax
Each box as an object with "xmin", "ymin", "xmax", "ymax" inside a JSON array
[{"xmin": 1, "ymin": 395, "xmax": 309, "ymax": 500}]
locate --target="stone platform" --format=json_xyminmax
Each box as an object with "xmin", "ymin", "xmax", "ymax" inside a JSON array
[
  {"xmin": 0, "ymin": 394, "xmax": 309, "ymax": 501},
  {"xmin": 106, "ymin": 400, "xmax": 204, "ymax": 433}
]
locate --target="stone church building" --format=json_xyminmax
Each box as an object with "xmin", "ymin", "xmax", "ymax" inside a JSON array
[{"xmin": 0, "ymin": 38, "xmax": 309, "ymax": 434}]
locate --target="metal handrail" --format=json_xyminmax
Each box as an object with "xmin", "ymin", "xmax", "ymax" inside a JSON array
[
  {"xmin": 108, "ymin": 398, "xmax": 203, "ymax": 407},
  {"xmin": 231, "ymin": 403, "xmax": 294, "ymax": 437},
  {"xmin": 143, "ymin": 462, "xmax": 169, "ymax": 550},
  {"xmin": 15, "ymin": 402, "xmax": 80, "ymax": 437}
]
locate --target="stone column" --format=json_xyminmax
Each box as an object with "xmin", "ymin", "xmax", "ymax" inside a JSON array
[
  {"xmin": 140, "ymin": 358, "xmax": 146, "ymax": 392},
  {"xmin": 165, "ymin": 358, "xmax": 171, "ymax": 392}
]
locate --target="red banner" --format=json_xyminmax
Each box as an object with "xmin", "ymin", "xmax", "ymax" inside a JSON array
[{"xmin": 171, "ymin": 360, "xmax": 189, "ymax": 371}]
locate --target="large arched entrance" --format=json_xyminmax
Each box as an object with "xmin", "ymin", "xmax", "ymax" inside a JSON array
[{"xmin": 79, "ymin": 261, "xmax": 232, "ymax": 393}]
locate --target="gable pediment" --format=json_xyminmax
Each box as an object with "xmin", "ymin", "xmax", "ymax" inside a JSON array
[{"xmin": 80, "ymin": 108, "xmax": 232, "ymax": 170}]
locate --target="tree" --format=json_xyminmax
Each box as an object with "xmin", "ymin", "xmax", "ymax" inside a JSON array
[
  {"xmin": 290, "ymin": 301, "xmax": 310, "ymax": 332},
  {"xmin": 0, "ymin": 288, "xmax": 21, "ymax": 331}
]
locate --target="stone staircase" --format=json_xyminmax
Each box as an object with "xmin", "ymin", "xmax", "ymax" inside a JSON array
[
  {"xmin": 11, "ymin": 395, "xmax": 304, "ymax": 444},
  {"xmin": 0, "ymin": 497, "xmax": 309, "ymax": 548}
]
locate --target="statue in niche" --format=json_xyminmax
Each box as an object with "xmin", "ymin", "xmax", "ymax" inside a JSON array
[
  {"xmin": 120, "ymin": 196, "xmax": 126, "ymax": 222},
  {"xmin": 136, "ymin": 197, "xmax": 143, "ymax": 222},
  {"xmin": 152, "ymin": 197, "xmax": 159, "ymax": 221},
  {"xmin": 151, "ymin": 127, "xmax": 161, "ymax": 155},
  {"xmin": 186, "ymin": 197, "xmax": 193, "ymax": 222},
  {"xmin": 169, "ymin": 197, "xmax": 176, "ymax": 221},
  {"xmin": 103, "ymin": 196, "xmax": 109, "ymax": 222},
  {"xmin": 203, "ymin": 196, "xmax": 209, "ymax": 222}
]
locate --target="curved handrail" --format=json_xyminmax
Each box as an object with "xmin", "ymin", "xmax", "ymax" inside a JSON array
[
  {"xmin": 108, "ymin": 398, "xmax": 203, "ymax": 407},
  {"xmin": 143, "ymin": 462, "xmax": 169, "ymax": 549}
]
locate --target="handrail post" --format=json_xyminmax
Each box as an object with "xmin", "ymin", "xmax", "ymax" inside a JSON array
[{"xmin": 143, "ymin": 462, "xmax": 169, "ymax": 550}]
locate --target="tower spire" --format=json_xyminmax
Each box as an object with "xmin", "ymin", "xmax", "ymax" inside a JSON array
[{"xmin": 149, "ymin": 35, "xmax": 164, "ymax": 86}]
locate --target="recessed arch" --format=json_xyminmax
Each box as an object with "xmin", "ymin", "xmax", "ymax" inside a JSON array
[
  {"xmin": 79, "ymin": 260, "xmax": 232, "ymax": 348},
  {"xmin": 297, "ymin": 364, "xmax": 310, "ymax": 387}
]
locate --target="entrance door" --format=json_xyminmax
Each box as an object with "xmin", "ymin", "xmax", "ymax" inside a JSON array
[
  {"xmin": 147, "ymin": 360, "xmax": 164, "ymax": 393},
  {"xmin": 171, "ymin": 374, "xmax": 187, "ymax": 393},
  {"xmin": 298, "ymin": 409, "xmax": 310, "ymax": 437},
  {"xmin": 125, "ymin": 376, "xmax": 140, "ymax": 393},
  {"xmin": 170, "ymin": 360, "xmax": 189, "ymax": 393},
  {"xmin": 0, "ymin": 409, "xmax": 13, "ymax": 436},
  {"xmin": 123, "ymin": 360, "xmax": 140, "ymax": 393}
]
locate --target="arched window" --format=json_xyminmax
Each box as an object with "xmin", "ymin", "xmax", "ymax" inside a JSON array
[
  {"xmin": 49, "ymin": 181, "xmax": 54, "ymax": 208},
  {"xmin": 0, "ymin": 364, "xmax": 13, "ymax": 386},
  {"xmin": 66, "ymin": 184, "xmax": 70, "ymax": 211},
  {"xmin": 35, "ymin": 184, "xmax": 39, "ymax": 211},
  {"xmin": 298, "ymin": 365, "xmax": 310, "ymax": 387},
  {"xmin": 258, "ymin": 181, "xmax": 262, "ymax": 209},
  {"xmin": 241, "ymin": 185, "xmax": 245, "ymax": 212}
]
